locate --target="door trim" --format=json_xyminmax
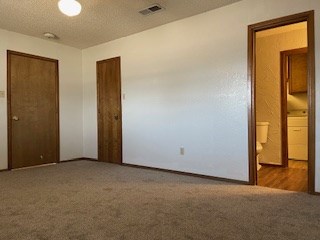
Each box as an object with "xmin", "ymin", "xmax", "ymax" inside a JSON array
[
  {"xmin": 96, "ymin": 56, "xmax": 123, "ymax": 164},
  {"xmin": 7, "ymin": 50, "xmax": 60, "ymax": 169},
  {"xmin": 280, "ymin": 47, "xmax": 308, "ymax": 168},
  {"xmin": 280, "ymin": 49, "xmax": 289, "ymax": 168},
  {"xmin": 247, "ymin": 11, "xmax": 315, "ymax": 194}
]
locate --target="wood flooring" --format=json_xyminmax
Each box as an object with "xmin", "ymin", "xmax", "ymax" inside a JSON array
[{"xmin": 258, "ymin": 160, "xmax": 308, "ymax": 192}]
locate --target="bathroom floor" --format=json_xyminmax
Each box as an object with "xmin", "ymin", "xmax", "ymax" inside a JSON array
[{"xmin": 257, "ymin": 160, "xmax": 308, "ymax": 192}]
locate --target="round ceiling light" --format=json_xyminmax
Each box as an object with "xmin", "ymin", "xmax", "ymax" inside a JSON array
[{"xmin": 58, "ymin": 0, "xmax": 82, "ymax": 17}]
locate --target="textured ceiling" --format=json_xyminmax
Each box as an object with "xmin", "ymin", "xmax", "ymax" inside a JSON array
[{"xmin": 0, "ymin": 0, "xmax": 242, "ymax": 49}]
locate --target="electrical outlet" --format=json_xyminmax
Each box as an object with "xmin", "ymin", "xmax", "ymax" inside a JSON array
[
  {"xmin": 0, "ymin": 91, "xmax": 5, "ymax": 98},
  {"xmin": 180, "ymin": 147, "xmax": 184, "ymax": 155}
]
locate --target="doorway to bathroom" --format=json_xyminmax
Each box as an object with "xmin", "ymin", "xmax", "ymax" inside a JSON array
[{"xmin": 247, "ymin": 11, "xmax": 315, "ymax": 194}]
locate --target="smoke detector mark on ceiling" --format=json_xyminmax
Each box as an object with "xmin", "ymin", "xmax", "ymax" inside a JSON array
[
  {"xmin": 43, "ymin": 32, "xmax": 59, "ymax": 40},
  {"xmin": 139, "ymin": 4, "xmax": 164, "ymax": 16}
]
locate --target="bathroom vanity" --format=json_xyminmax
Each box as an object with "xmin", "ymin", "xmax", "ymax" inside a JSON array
[{"xmin": 287, "ymin": 115, "xmax": 308, "ymax": 161}]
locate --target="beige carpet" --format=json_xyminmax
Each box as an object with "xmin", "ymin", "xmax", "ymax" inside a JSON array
[{"xmin": 0, "ymin": 160, "xmax": 319, "ymax": 240}]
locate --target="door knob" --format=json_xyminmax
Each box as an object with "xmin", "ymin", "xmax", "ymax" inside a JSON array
[
  {"xmin": 114, "ymin": 115, "xmax": 119, "ymax": 120},
  {"xmin": 12, "ymin": 116, "xmax": 19, "ymax": 121}
]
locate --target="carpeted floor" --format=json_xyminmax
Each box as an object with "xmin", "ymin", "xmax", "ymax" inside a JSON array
[{"xmin": 0, "ymin": 160, "xmax": 319, "ymax": 240}]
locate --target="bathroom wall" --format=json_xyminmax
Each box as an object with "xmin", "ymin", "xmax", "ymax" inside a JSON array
[
  {"xmin": 0, "ymin": 29, "xmax": 83, "ymax": 170},
  {"xmin": 287, "ymin": 92, "xmax": 308, "ymax": 111},
  {"xmin": 256, "ymin": 27, "xmax": 307, "ymax": 164}
]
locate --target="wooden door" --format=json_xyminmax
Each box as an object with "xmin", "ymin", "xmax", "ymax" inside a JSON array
[
  {"xmin": 97, "ymin": 57, "xmax": 122, "ymax": 164},
  {"xmin": 7, "ymin": 51, "xmax": 59, "ymax": 169}
]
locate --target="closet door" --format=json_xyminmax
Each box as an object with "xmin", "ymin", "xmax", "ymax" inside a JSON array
[
  {"xmin": 8, "ymin": 51, "xmax": 59, "ymax": 169},
  {"xmin": 97, "ymin": 57, "xmax": 122, "ymax": 164}
]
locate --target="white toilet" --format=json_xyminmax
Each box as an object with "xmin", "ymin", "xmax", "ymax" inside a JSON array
[{"xmin": 256, "ymin": 122, "xmax": 269, "ymax": 171}]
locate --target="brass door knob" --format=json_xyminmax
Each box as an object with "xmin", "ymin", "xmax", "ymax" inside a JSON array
[{"xmin": 12, "ymin": 116, "xmax": 19, "ymax": 121}]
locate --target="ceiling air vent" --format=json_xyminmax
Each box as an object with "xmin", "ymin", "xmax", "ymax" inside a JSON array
[{"xmin": 139, "ymin": 4, "xmax": 164, "ymax": 16}]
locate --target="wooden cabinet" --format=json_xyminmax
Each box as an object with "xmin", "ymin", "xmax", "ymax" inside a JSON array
[{"xmin": 284, "ymin": 48, "xmax": 308, "ymax": 94}]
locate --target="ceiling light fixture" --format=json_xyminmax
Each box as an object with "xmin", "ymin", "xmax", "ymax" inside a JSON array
[{"xmin": 58, "ymin": 0, "xmax": 82, "ymax": 17}]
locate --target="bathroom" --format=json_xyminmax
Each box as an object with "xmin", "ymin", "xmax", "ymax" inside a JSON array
[{"xmin": 255, "ymin": 22, "xmax": 309, "ymax": 192}]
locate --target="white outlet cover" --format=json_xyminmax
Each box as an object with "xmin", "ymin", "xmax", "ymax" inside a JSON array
[{"xmin": 0, "ymin": 91, "xmax": 5, "ymax": 98}]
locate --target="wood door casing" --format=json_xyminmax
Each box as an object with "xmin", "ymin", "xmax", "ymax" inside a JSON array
[
  {"xmin": 280, "ymin": 50, "xmax": 289, "ymax": 168},
  {"xmin": 248, "ymin": 11, "xmax": 315, "ymax": 194},
  {"xmin": 97, "ymin": 57, "xmax": 122, "ymax": 164},
  {"xmin": 7, "ymin": 51, "xmax": 59, "ymax": 169},
  {"xmin": 280, "ymin": 48, "xmax": 308, "ymax": 168}
]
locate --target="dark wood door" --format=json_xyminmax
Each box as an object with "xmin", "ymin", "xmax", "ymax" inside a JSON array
[
  {"xmin": 8, "ymin": 51, "xmax": 59, "ymax": 169},
  {"xmin": 97, "ymin": 57, "xmax": 122, "ymax": 164}
]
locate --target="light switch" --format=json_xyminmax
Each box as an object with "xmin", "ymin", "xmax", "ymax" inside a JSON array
[{"xmin": 0, "ymin": 91, "xmax": 5, "ymax": 98}]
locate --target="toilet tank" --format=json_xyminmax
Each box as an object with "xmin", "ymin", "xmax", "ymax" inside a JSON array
[{"xmin": 256, "ymin": 122, "xmax": 269, "ymax": 143}]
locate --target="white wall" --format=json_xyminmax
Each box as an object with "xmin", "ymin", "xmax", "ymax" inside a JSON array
[
  {"xmin": 83, "ymin": 0, "xmax": 320, "ymax": 189},
  {"xmin": 0, "ymin": 29, "xmax": 83, "ymax": 169}
]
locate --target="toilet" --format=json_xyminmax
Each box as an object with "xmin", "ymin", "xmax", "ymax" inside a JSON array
[{"xmin": 256, "ymin": 122, "xmax": 269, "ymax": 171}]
